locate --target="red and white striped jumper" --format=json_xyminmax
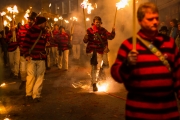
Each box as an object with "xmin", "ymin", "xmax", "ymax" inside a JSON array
[{"xmin": 111, "ymin": 29, "xmax": 180, "ymax": 120}]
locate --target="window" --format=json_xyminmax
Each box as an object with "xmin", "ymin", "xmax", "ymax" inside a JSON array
[{"xmin": 62, "ymin": 2, "xmax": 67, "ymax": 14}]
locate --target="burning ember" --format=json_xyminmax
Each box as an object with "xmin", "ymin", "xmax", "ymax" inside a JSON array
[{"xmin": 0, "ymin": 83, "xmax": 6, "ymax": 87}]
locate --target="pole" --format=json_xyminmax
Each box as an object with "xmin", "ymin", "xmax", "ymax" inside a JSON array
[
  {"xmin": 83, "ymin": 7, "xmax": 87, "ymax": 31},
  {"xmin": 113, "ymin": 7, "xmax": 117, "ymax": 28},
  {"xmin": 132, "ymin": 0, "xmax": 136, "ymax": 50}
]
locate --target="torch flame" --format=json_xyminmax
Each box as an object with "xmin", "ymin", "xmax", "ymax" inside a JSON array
[
  {"xmin": 70, "ymin": 17, "xmax": 78, "ymax": 21},
  {"xmin": 22, "ymin": 20, "xmax": 24, "ymax": 25},
  {"xmin": 6, "ymin": 15, "xmax": 12, "ymax": 21},
  {"xmin": 49, "ymin": 3, "xmax": 51, "ymax": 7},
  {"xmin": 64, "ymin": 20, "xmax": 69, "ymax": 23},
  {"xmin": 1, "ymin": 12, "xmax": 6, "ymax": 16},
  {"xmin": 54, "ymin": 17, "xmax": 58, "ymax": 22},
  {"xmin": 59, "ymin": 16, "xmax": 63, "ymax": 20},
  {"xmin": 4, "ymin": 20, "xmax": 8, "ymax": 26},
  {"xmin": 7, "ymin": 5, "xmax": 19, "ymax": 13},
  {"xmin": 86, "ymin": 18, "xmax": 90, "ymax": 21},
  {"xmin": 81, "ymin": 0, "xmax": 94, "ymax": 14},
  {"xmin": 24, "ymin": 9, "xmax": 30, "ymax": 20},
  {"xmin": 116, "ymin": 0, "xmax": 129, "ymax": 10}
]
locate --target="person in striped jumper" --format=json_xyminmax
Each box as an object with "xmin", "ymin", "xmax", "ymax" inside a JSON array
[
  {"xmin": 83, "ymin": 16, "xmax": 115, "ymax": 91},
  {"xmin": 18, "ymin": 12, "xmax": 37, "ymax": 90},
  {"xmin": 54, "ymin": 26, "xmax": 70, "ymax": 71},
  {"xmin": 111, "ymin": 2, "xmax": 180, "ymax": 120},
  {"xmin": 23, "ymin": 16, "xmax": 48, "ymax": 103},
  {"xmin": 6, "ymin": 21, "xmax": 20, "ymax": 79}
]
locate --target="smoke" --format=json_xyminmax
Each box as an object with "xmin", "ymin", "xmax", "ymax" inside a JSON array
[{"xmin": 83, "ymin": 0, "xmax": 150, "ymax": 92}]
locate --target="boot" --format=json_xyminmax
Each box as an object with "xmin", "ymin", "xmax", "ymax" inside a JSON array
[
  {"xmin": 19, "ymin": 81, "xmax": 26, "ymax": 90},
  {"xmin": 93, "ymin": 83, "xmax": 98, "ymax": 92}
]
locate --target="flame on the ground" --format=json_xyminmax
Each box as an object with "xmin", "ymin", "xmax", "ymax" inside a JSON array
[
  {"xmin": 97, "ymin": 82, "xmax": 109, "ymax": 92},
  {"xmin": 4, "ymin": 118, "xmax": 10, "ymax": 120},
  {"xmin": 0, "ymin": 83, "xmax": 6, "ymax": 87}
]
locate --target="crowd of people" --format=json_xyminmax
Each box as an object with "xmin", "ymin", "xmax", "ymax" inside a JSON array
[{"xmin": 1, "ymin": 1, "xmax": 180, "ymax": 119}]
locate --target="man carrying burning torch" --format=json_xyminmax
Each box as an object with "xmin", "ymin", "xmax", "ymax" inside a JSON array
[
  {"xmin": 111, "ymin": 2, "xmax": 180, "ymax": 119},
  {"xmin": 83, "ymin": 16, "xmax": 115, "ymax": 92},
  {"xmin": 18, "ymin": 12, "xmax": 37, "ymax": 90},
  {"xmin": 23, "ymin": 16, "xmax": 48, "ymax": 103}
]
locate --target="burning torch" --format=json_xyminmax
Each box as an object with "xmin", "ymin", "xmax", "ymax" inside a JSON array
[
  {"xmin": 1, "ymin": 12, "xmax": 6, "ymax": 37},
  {"xmin": 7, "ymin": 5, "xmax": 19, "ymax": 42},
  {"xmin": 113, "ymin": 0, "xmax": 128, "ymax": 28},
  {"xmin": 70, "ymin": 17, "xmax": 78, "ymax": 41},
  {"xmin": 59, "ymin": 16, "xmax": 63, "ymax": 26}
]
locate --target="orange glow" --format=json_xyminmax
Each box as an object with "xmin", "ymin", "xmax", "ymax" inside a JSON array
[{"xmin": 116, "ymin": 0, "xmax": 129, "ymax": 10}]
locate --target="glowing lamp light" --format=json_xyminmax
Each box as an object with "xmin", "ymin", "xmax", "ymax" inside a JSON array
[{"xmin": 49, "ymin": 3, "xmax": 51, "ymax": 7}]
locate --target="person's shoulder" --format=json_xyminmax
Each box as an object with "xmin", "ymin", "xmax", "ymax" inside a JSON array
[{"xmin": 157, "ymin": 33, "xmax": 170, "ymax": 41}]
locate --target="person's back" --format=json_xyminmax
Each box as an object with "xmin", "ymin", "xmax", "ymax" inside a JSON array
[{"xmin": 111, "ymin": 2, "xmax": 180, "ymax": 120}]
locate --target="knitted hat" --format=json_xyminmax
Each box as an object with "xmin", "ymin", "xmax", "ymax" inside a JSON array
[
  {"xmin": 159, "ymin": 26, "xmax": 168, "ymax": 32},
  {"xmin": 35, "ymin": 16, "xmax": 47, "ymax": 25},
  {"xmin": 28, "ymin": 12, "xmax": 37, "ymax": 20}
]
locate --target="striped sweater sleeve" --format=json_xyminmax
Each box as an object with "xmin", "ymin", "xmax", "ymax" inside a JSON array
[
  {"xmin": 111, "ymin": 38, "xmax": 133, "ymax": 83},
  {"xmin": 173, "ymin": 41, "xmax": 180, "ymax": 99}
]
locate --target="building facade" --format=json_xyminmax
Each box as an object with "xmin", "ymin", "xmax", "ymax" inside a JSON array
[{"xmin": 150, "ymin": 0, "xmax": 180, "ymax": 27}]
